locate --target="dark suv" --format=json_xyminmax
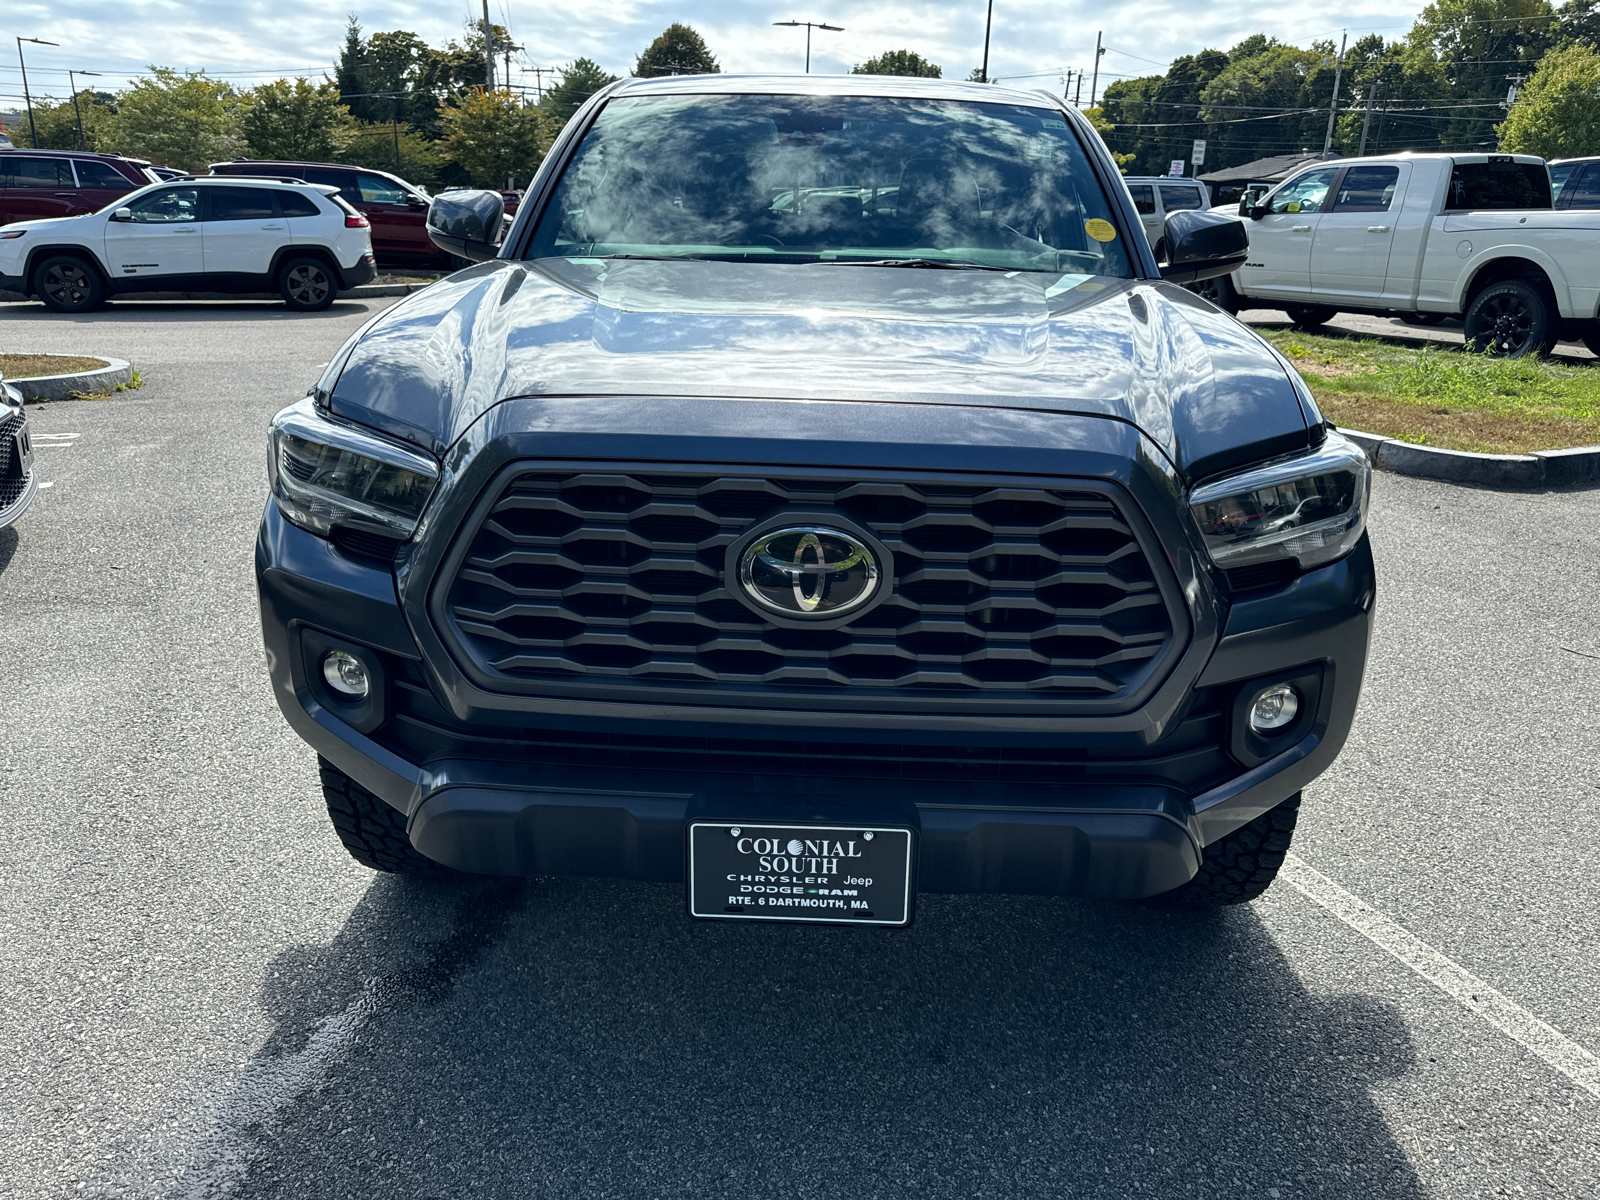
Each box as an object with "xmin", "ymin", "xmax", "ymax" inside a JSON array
[
  {"xmin": 1550, "ymin": 157, "xmax": 1600, "ymax": 209},
  {"xmin": 257, "ymin": 76, "xmax": 1373, "ymax": 924},
  {"xmin": 210, "ymin": 159, "xmax": 445, "ymax": 268},
  {"xmin": 1, "ymin": 149, "xmax": 156, "ymax": 226}
]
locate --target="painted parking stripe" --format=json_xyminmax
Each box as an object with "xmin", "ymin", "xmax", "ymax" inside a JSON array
[{"xmin": 1282, "ymin": 854, "xmax": 1600, "ymax": 1098}]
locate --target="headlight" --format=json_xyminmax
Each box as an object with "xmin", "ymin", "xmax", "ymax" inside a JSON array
[
  {"xmin": 267, "ymin": 398, "xmax": 439, "ymax": 539},
  {"xmin": 1188, "ymin": 430, "xmax": 1370, "ymax": 572}
]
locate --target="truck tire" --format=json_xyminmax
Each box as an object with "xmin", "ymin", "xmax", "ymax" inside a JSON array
[
  {"xmin": 1154, "ymin": 793, "xmax": 1300, "ymax": 906},
  {"xmin": 1284, "ymin": 305, "xmax": 1337, "ymax": 329},
  {"xmin": 278, "ymin": 256, "xmax": 338, "ymax": 312},
  {"xmin": 34, "ymin": 254, "xmax": 107, "ymax": 313},
  {"xmin": 1463, "ymin": 279, "xmax": 1553, "ymax": 358},
  {"xmin": 318, "ymin": 756, "xmax": 444, "ymax": 875},
  {"xmin": 1187, "ymin": 273, "xmax": 1240, "ymax": 314}
]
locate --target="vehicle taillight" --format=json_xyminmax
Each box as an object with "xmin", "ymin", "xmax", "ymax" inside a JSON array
[{"xmin": 345, "ymin": 214, "xmax": 369, "ymax": 229}]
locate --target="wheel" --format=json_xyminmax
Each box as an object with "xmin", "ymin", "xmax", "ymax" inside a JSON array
[
  {"xmin": 1398, "ymin": 311, "xmax": 1446, "ymax": 327},
  {"xmin": 277, "ymin": 256, "xmax": 338, "ymax": 312},
  {"xmin": 1284, "ymin": 304, "xmax": 1337, "ymax": 329},
  {"xmin": 1154, "ymin": 793, "xmax": 1300, "ymax": 906},
  {"xmin": 34, "ymin": 254, "xmax": 107, "ymax": 313},
  {"xmin": 1187, "ymin": 273, "xmax": 1239, "ymax": 315},
  {"xmin": 319, "ymin": 756, "xmax": 444, "ymax": 874},
  {"xmin": 1463, "ymin": 279, "xmax": 1552, "ymax": 358}
]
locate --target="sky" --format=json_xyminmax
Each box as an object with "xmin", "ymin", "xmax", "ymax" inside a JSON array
[{"xmin": 4, "ymin": 0, "xmax": 1435, "ymax": 108}]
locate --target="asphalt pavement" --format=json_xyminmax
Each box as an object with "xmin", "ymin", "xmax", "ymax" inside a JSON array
[{"xmin": 1, "ymin": 296, "xmax": 1597, "ymax": 1199}]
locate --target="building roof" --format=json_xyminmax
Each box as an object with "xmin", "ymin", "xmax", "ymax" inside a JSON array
[{"xmin": 1198, "ymin": 152, "xmax": 1339, "ymax": 186}]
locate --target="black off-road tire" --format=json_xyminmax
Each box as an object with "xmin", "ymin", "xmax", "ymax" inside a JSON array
[
  {"xmin": 1187, "ymin": 272, "xmax": 1240, "ymax": 314},
  {"xmin": 1463, "ymin": 279, "xmax": 1553, "ymax": 358},
  {"xmin": 1284, "ymin": 304, "xmax": 1337, "ymax": 329},
  {"xmin": 278, "ymin": 256, "xmax": 338, "ymax": 312},
  {"xmin": 34, "ymin": 254, "xmax": 107, "ymax": 313},
  {"xmin": 319, "ymin": 756, "xmax": 443, "ymax": 875},
  {"xmin": 1156, "ymin": 793, "xmax": 1300, "ymax": 906}
]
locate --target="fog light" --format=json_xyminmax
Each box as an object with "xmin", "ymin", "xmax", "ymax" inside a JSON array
[
  {"xmin": 322, "ymin": 650, "xmax": 371, "ymax": 698},
  {"xmin": 1248, "ymin": 683, "xmax": 1300, "ymax": 733}
]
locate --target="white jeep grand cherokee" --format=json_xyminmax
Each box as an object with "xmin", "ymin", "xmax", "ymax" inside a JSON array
[{"xmin": 0, "ymin": 175, "xmax": 376, "ymax": 313}]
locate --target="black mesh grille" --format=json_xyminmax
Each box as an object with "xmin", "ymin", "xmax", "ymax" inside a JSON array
[
  {"xmin": 0, "ymin": 412, "xmax": 29, "ymax": 511},
  {"xmin": 438, "ymin": 468, "xmax": 1178, "ymax": 707}
]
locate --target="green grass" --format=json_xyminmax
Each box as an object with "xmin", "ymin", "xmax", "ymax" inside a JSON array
[{"xmin": 1256, "ymin": 328, "xmax": 1600, "ymax": 454}]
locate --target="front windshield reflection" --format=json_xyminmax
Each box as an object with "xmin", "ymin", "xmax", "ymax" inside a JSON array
[{"xmin": 527, "ymin": 94, "xmax": 1134, "ymax": 275}]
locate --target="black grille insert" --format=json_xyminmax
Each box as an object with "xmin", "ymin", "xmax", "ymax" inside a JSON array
[{"xmin": 437, "ymin": 468, "xmax": 1181, "ymax": 709}]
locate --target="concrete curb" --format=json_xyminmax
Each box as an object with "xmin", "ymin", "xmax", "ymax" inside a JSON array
[
  {"xmin": 1342, "ymin": 427, "xmax": 1600, "ymax": 489},
  {"xmin": 8, "ymin": 357, "xmax": 133, "ymax": 402},
  {"xmin": 0, "ymin": 281, "xmax": 433, "ymax": 305}
]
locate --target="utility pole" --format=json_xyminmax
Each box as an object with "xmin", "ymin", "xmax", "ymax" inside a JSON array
[
  {"xmin": 1089, "ymin": 31, "xmax": 1105, "ymax": 107},
  {"xmin": 16, "ymin": 37, "xmax": 58, "ymax": 149},
  {"xmin": 1063, "ymin": 68, "xmax": 1075, "ymax": 104},
  {"xmin": 1322, "ymin": 30, "xmax": 1347, "ymax": 157},
  {"xmin": 482, "ymin": 0, "xmax": 495, "ymax": 90},
  {"xmin": 1074, "ymin": 68, "xmax": 1084, "ymax": 107},
  {"xmin": 69, "ymin": 69, "xmax": 102, "ymax": 151},
  {"xmin": 528, "ymin": 65, "xmax": 553, "ymax": 103},
  {"xmin": 980, "ymin": 0, "xmax": 994, "ymax": 83},
  {"xmin": 1357, "ymin": 82, "xmax": 1377, "ymax": 156}
]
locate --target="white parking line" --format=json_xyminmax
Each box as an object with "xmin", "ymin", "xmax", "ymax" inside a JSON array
[{"xmin": 1282, "ymin": 853, "xmax": 1600, "ymax": 1099}]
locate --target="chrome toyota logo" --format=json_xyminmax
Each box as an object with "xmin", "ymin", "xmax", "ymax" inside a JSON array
[{"xmin": 737, "ymin": 526, "xmax": 882, "ymax": 618}]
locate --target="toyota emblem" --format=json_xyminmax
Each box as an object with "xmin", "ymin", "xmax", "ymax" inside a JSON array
[{"xmin": 736, "ymin": 525, "xmax": 883, "ymax": 619}]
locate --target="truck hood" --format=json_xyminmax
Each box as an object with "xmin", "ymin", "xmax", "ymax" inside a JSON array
[{"xmin": 327, "ymin": 257, "xmax": 1311, "ymax": 481}]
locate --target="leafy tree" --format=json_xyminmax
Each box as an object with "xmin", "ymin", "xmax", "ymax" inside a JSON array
[
  {"xmin": 1081, "ymin": 106, "xmax": 1135, "ymax": 169},
  {"xmin": 340, "ymin": 121, "xmax": 445, "ymax": 185},
  {"xmin": 634, "ymin": 24, "xmax": 720, "ymax": 77},
  {"xmin": 438, "ymin": 89, "xmax": 544, "ymax": 187},
  {"xmin": 241, "ymin": 79, "xmax": 353, "ymax": 161},
  {"xmin": 103, "ymin": 67, "xmax": 243, "ymax": 171},
  {"xmin": 1405, "ymin": 0, "xmax": 1559, "ymax": 148},
  {"xmin": 1497, "ymin": 42, "xmax": 1600, "ymax": 154},
  {"xmin": 544, "ymin": 57, "xmax": 619, "ymax": 127},
  {"xmin": 334, "ymin": 17, "xmax": 371, "ymax": 115},
  {"xmin": 1558, "ymin": 0, "xmax": 1600, "ymax": 46},
  {"xmin": 6, "ymin": 91, "xmax": 114, "ymax": 150},
  {"xmin": 853, "ymin": 50, "xmax": 942, "ymax": 78}
]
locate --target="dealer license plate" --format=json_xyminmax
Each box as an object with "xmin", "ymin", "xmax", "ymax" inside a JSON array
[{"xmin": 687, "ymin": 822, "xmax": 914, "ymax": 926}]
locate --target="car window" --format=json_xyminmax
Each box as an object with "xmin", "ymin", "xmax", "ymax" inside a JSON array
[
  {"xmin": 1268, "ymin": 168, "xmax": 1339, "ymax": 215},
  {"xmin": 124, "ymin": 187, "xmax": 201, "ymax": 223},
  {"xmin": 1126, "ymin": 184, "xmax": 1155, "ymax": 215},
  {"xmin": 528, "ymin": 94, "xmax": 1136, "ymax": 276},
  {"xmin": 5, "ymin": 156, "xmax": 77, "ymax": 188},
  {"xmin": 357, "ymin": 174, "xmax": 409, "ymax": 204},
  {"xmin": 1332, "ymin": 165, "xmax": 1400, "ymax": 212},
  {"xmin": 1548, "ymin": 163, "xmax": 1577, "ymax": 202},
  {"xmin": 1445, "ymin": 161, "xmax": 1550, "ymax": 210},
  {"xmin": 1563, "ymin": 165, "xmax": 1600, "ymax": 209},
  {"xmin": 1159, "ymin": 184, "xmax": 1204, "ymax": 211},
  {"xmin": 208, "ymin": 186, "xmax": 279, "ymax": 221},
  {"xmin": 74, "ymin": 160, "xmax": 133, "ymax": 189},
  {"xmin": 279, "ymin": 191, "xmax": 323, "ymax": 218}
]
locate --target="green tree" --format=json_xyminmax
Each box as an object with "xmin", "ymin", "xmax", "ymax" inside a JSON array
[
  {"xmin": 1405, "ymin": 0, "xmax": 1559, "ymax": 148},
  {"xmin": 853, "ymin": 50, "xmax": 942, "ymax": 77},
  {"xmin": 334, "ymin": 17, "xmax": 371, "ymax": 114},
  {"xmin": 1558, "ymin": 0, "xmax": 1600, "ymax": 46},
  {"xmin": 1081, "ymin": 106, "xmax": 1135, "ymax": 169},
  {"xmin": 6, "ymin": 91, "xmax": 115, "ymax": 150},
  {"xmin": 544, "ymin": 57, "xmax": 619, "ymax": 127},
  {"xmin": 103, "ymin": 67, "xmax": 243, "ymax": 171},
  {"xmin": 340, "ymin": 121, "xmax": 445, "ymax": 185},
  {"xmin": 438, "ymin": 89, "xmax": 544, "ymax": 187},
  {"xmin": 241, "ymin": 79, "xmax": 353, "ymax": 161},
  {"xmin": 634, "ymin": 24, "xmax": 719, "ymax": 77},
  {"xmin": 1497, "ymin": 42, "xmax": 1600, "ymax": 154}
]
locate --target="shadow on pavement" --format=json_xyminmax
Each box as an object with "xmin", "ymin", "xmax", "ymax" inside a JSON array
[
  {"xmin": 157, "ymin": 875, "xmax": 1429, "ymax": 1199},
  {"xmin": 0, "ymin": 300, "xmax": 373, "ymax": 322}
]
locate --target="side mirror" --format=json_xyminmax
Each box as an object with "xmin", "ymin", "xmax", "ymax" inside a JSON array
[
  {"xmin": 425, "ymin": 190, "xmax": 505, "ymax": 263},
  {"xmin": 111, "ymin": 207, "xmax": 133, "ymax": 222},
  {"xmin": 1157, "ymin": 209, "xmax": 1249, "ymax": 285},
  {"xmin": 405, "ymin": 193, "xmax": 428, "ymax": 209}
]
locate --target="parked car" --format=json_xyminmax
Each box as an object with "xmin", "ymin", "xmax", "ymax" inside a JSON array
[
  {"xmin": 1121, "ymin": 176, "xmax": 1210, "ymax": 260},
  {"xmin": 0, "ymin": 374, "xmax": 37, "ymax": 530},
  {"xmin": 258, "ymin": 74, "xmax": 1373, "ymax": 922},
  {"xmin": 1, "ymin": 149, "xmax": 159, "ymax": 226},
  {"xmin": 1208, "ymin": 153, "xmax": 1600, "ymax": 357},
  {"xmin": 1549, "ymin": 156, "xmax": 1600, "ymax": 209},
  {"xmin": 0, "ymin": 175, "xmax": 375, "ymax": 312},
  {"xmin": 209, "ymin": 159, "xmax": 446, "ymax": 269}
]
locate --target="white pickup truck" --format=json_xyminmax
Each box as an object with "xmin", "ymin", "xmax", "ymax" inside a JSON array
[{"xmin": 1201, "ymin": 153, "xmax": 1600, "ymax": 357}]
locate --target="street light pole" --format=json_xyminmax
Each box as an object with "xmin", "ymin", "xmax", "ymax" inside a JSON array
[
  {"xmin": 17, "ymin": 37, "xmax": 59, "ymax": 149},
  {"xmin": 772, "ymin": 20, "xmax": 844, "ymax": 73},
  {"xmin": 980, "ymin": 0, "xmax": 994, "ymax": 83},
  {"xmin": 69, "ymin": 69, "xmax": 102, "ymax": 151}
]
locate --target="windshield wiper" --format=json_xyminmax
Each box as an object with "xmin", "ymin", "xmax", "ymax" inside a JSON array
[{"xmin": 807, "ymin": 257, "xmax": 1015, "ymax": 272}]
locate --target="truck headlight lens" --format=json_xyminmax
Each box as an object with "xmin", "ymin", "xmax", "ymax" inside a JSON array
[
  {"xmin": 267, "ymin": 398, "xmax": 438, "ymax": 539},
  {"xmin": 1188, "ymin": 430, "xmax": 1370, "ymax": 572}
]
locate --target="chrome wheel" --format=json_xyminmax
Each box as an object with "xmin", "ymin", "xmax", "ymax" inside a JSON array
[{"xmin": 286, "ymin": 265, "xmax": 330, "ymax": 305}]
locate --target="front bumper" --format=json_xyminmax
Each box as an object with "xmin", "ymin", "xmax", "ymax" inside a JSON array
[{"xmin": 257, "ymin": 493, "xmax": 1374, "ymax": 899}]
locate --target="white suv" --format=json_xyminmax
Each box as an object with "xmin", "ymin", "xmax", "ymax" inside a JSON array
[{"xmin": 0, "ymin": 176, "xmax": 376, "ymax": 313}]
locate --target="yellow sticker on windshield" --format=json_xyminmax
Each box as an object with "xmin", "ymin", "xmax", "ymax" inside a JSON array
[{"xmin": 1085, "ymin": 218, "xmax": 1117, "ymax": 242}]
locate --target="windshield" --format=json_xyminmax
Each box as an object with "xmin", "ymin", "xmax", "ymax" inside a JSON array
[{"xmin": 525, "ymin": 93, "xmax": 1134, "ymax": 275}]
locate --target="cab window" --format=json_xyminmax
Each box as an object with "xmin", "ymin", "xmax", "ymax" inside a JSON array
[
  {"xmin": 5, "ymin": 156, "xmax": 76, "ymax": 188},
  {"xmin": 74, "ymin": 161, "xmax": 134, "ymax": 190},
  {"xmin": 124, "ymin": 187, "xmax": 201, "ymax": 223},
  {"xmin": 1158, "ymin": 184, "xmax": 1204, "ymax": 211},
  {"xmin": 1445, "ymin": 161, "xmax": 1550, "ymax": 210},
  {"xmin": 1269, "ymin": 168, "xmax": 1338, "ymax": 214},
  {"xmin": 1126, "ymin": 184, "xmax": 1156, "ymax": 216},
  {"xmin": 357, "ymin": 174, "xmax": 409, "ymax": 204},
  {"xmin": 1332, "ymin": 166, "xmax": 1399, "ymax": 213},
  {"xmin": 208, "ymin": 186, "xmax": 279, "ymax": 221}
]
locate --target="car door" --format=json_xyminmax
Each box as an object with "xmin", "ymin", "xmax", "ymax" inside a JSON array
[
  {"xmin": 355, "ymin": 172, "xmax": 427, "ymax": 260},
  {"xmin": 2, "ymin": 155, "xmax": 80, "ymax": 223},
  {"xmin": 71, "ymin": 158, "xmax": 142, "ymax": 215},
  {"xmin": 1310, "ymin": 163, "xmax": 1408, "ymax": 301},
  {"xmin": 1234, "ymin": 166, "xmax": 1340, "ymax": 301},
  {"xmin": 202, "ymin": 185, "xmax": 284, "ymax": 279},
  {"xmin": 101, "ymin": 186, "xmax": 203, "ymax": 283},
  {"xmin": 1125, "ymin": 184, "xmax": 1162, "ymax": 251}
]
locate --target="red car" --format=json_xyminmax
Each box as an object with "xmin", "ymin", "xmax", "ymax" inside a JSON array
[
  {"xmin": 209, "ymin": 159, "xmax": 449, "ymax": 269},
  {"xmin": 0, "ymin": 149, "xmax": 158, "ymax": 226}
]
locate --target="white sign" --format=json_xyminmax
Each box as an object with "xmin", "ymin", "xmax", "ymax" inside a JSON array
[
  {"xmin": 1192, "ymin": 138, "xmax": 1207, "ymax": 166},
  {"xmin": 1169, "ymin": 159, "xmax": 1185, "ymax": 177}
]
